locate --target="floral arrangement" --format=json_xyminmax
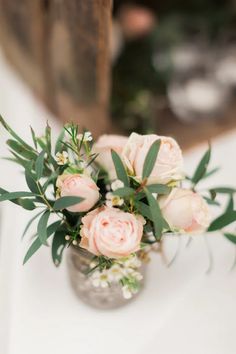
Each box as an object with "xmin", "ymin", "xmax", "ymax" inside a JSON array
[{"xmin": 0, "ymin": 115, "xmax": 236, "ymax": 300}]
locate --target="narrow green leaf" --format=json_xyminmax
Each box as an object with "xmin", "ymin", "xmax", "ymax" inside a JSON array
[
  {"xmin": 142, "ymin": 139, "xmax": 161, "ymax": 180},
  {"xmin": 202, "ymin": 166, "xmax": 220, "ymax": 180},
  {"xmin": 18, "ymin": 198, "xmax": 36, "ymax": 210},
  {"xmin": 224, "ymin": 233, "xmax": 236, "ymax": 244},
  {"xmin": 30, "ymin": 126, "xmax": 38, "ymax": 149},
  {"xmin": 111, "ymin": 150, "xmax": 129, "ymax": 186},
  {"xmin": 208, "ymin": 211, "xmax": 236, "ymax": 232},
  {"xmin": 35, "ymin": 150, "xmax": 45, "ymax": 180},
  {"xmin": 210, "ymin": 187, "xmax": 236, "ymax": 194},
  {"xmin": 37, "ymin": 210, "xmax": 50, "ymax": 245},
  {"xmin": 226, "ymin": 195, "xmax": 234, "ymax": 213},
  {"xmin": 203, "ymin": 197, "xmax": 220, "ymax": 206},
  {"xmin": 0, "ymin": 191, "xmax": 35, "ymax": 202},
  {"xmin": 22, "ymin": 210, "xmax": 45, "ymax": 239},
  {"xmin": 54, "ymin": 196, "xmax": 84, "ymax": 211},
  {"xmin": 135, "ymin": 201, "xmax": 153, "ymax": 220},
  {"xmin": 23, "ymin": 220, "xmax": 61, "ymax": 264},
  {"xmin": 51, "ymin": 230, "xmax": 67, "ymax": 266},
  {"xmin": 113, "ymin": 187, "xmax": 134, "ymax": 198},
  {"xmin": 55, "ymin": 128, "xmax": 65, "ymax": 154},
  {"xmin": 0, "ymin": 115, "xmax": 35, "ymax": 152},
  {"xmin": 146, "ymin": 184, "xmax": 171, "ymax": 195},
  {"xmin": 192, "ymin": 146, "xmax": 211, "ymax": 185},
  {"xmin": 25, "ymin": 170, "xmax": 39, "ymax": 194},
  {"xmin": 144, "ymin": 188, "xmax": 163, "ymax": 240},
  {"xmin": 45, "ymin": 122, "xmax": 52, "ymax": 154},
  {"xmin": 7, "ymin": 139, "xmax": 37, "ymax": 160}
]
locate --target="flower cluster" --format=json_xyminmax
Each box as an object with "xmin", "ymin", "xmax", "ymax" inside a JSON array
[{"xmin": 0, "ymin": 116, "xmax": 236, "ymax": 300}]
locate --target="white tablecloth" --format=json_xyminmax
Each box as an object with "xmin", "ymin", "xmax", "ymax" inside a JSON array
[{"xmin": 1, "ymin": 50, "xmax": 236, "ymax": 354}]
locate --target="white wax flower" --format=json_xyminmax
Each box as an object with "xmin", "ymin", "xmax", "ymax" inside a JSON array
[
  {"xmin": 78, "ymin": 131, "xmax": 93, "ymax": 142},
  {"xmin": 105, "ymin": 192, "xmax": 124, "ymax": 208},
  {"xmin": 111, "ymin": 180, "xmax": 124, "ymax": 191},
  {"xmin": 91, "ymin": 270, "xmax": 109, "ymax": 288},
  {"xmin": 55, "ymin": 151, "xmax": 69, "ymax": 165}
]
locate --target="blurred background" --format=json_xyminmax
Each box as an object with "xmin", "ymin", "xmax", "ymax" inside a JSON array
[{"xmin": 0, "ymin": 0, "xmax": 236, "ymax": 148}]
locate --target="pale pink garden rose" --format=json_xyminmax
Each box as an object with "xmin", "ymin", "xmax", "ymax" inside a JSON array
[
  {"xmin": 56, "ymin": 174, "xmax": 99, "ymax": 213},
  {"xmin": 80, "ymin": 206, "xmax": 144, "ymax": 258},
  {"xmin": 93, "ymin": 134, "xmax": 128, "ymax": 180},
  {"xmin": 122, "ymin": 133, "xmax": 184, "ymax": 185},
  {"xmin": 159, "ymin": 188, "xmax": 210, "ymax": 233}
]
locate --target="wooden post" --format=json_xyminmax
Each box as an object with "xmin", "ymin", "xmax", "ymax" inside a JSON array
[{"xmin": 0, "ymin": 0, "xmax": 112, "ymax": 136}]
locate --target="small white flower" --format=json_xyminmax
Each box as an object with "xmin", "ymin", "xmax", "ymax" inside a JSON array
[
  {"xmin": 78, "ymin": 131, "xmax": 93, "ymax": 142},
  {"xmin": 122, "ymin": 285, "xmax": 133, "ymax": 299},
  {"xmin": 107, "ymin": 264, "xmax": 124, "ymax": 282},
  {"xmin": 123, "ymin": 255, "xmax": 142, "ymax": 269},
  {"xmin": 131, "ymin": 270, "xmax": 143, "ymax": 281},
  {"xmin": 105, "ymin": 192, "xmax": 124, "ymax": 208},
  {"xmin": 111, "ymin": 179, "xmax": 124, "ymax": 191},
  {"xmin": 91, "ymin": 270, "xmax": 109, "ymax": 288},
  {"xmin": 65, "ymin": 235, "xmax": 71, "ymax": 241},
  {"xmin": 55, "ymin": 151, "xmax": 69, "ymax": 165}
]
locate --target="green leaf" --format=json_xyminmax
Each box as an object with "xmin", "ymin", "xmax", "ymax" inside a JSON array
[
  {"xmin": 135, "ymin": 201, "xmax": 153, "ymax": 220},
  {"xmin": 203, "ymin": 197, "xmax": 220, "ymax": 206},
  {"xmin": 113, "ymin": 187, "xmax": 134, "ymax": 198},
  {"xmin": 22, "ymin": 210, "xmax": 45, "ymax": 239},
  {"xmin": 226, "ymin": 196, "xmax": 234, "ymax": 213},
  {"xmin": 30, "ymin": 126, "xmax": 38, "ymax": 149},
  {"xmin": 23, "ymin": 220, "xmax": 61, "ymax": 264},
  {"xmin": 51, "ymin": 229, "xmax": 67, "ymax": 266},
  {"xmin": 202, "ymin": 166, "xmax": 220, "ymax": 180},
  {"xmin": 54, "ymin": 196, "xmax": 84, "ymax": 211},
  {"xmin": 45, "ymin": 123, "xmax": 52, "ymax": 152},
  {"xmin": 224, "ymin": 233, "xmax": 236, "ymax": 244},
  {"xmin": 146, "ymin": 184, "xmax": 171, "ymax": 195},
  {"xmin": 7, "ymin": 139, "xmax": 37, "ymax": 160},
  {"xmin": 37, "ymin": 210, "xmax": 51, "ymax": 245},
  {"xmin": 192, "ymin": 146, "xmax": 211, "ymax": 185},
  {"xmin": 25, "ymin": 170, "xmax": 39, "ymax": 194},
  {"xmin": 18, "ymin": 198, "xmax": 36, "ymax": 210},
  {"xmin": 35, "ymin": 150, "xmax": 45, "ymax": 180},
  {"xmin": 142, "ymin": 139, "xmax": 161, "ymax": 180},
  {"xmin": 0, "ymin": 115, "xmax": 36, "ymax": 152},
  {"xmin": 210, "ymin": 187, "xmax": 236, "ymax": 194},
  {"xmin": 111, "ymin": 150, "xmax": 129, "ymax": 186},
  {"xmin": 144, "ymin": 188, "xmax": 163, "ymax": 240},
  {"xmin": 208, "ymin": 211, "xmax": 236, "ymax": 232},
  {"xmin": 55, "ymin": 128, "xmax": 65, "ymax": 154},
  {"xmin": 0, "ymin": 191, "xmax": 35, "ymax": 202}
]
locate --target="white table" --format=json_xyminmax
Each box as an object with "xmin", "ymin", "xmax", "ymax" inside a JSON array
[{"xmin": 1, "ymin": 50, "xmax": 236, "ymax": 354}]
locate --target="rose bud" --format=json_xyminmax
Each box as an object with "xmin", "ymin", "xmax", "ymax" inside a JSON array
[
  {"xmin": 159, "ymin": 188, "xmax": 210, "ymax": 233},
  {"xmin": 122, "ymin": 133, "xmax": 184, "ymax": 185},
  {"xmin": 56, "ymin": 174, "xmax": 99, "ymax": 213},
  {"xmin": 93, "ymin": 134, "xmax": 128, "ymax": 180},
  {"xmin": 80, "ymin": 206, "xmax": 145, "ymax": 258}
]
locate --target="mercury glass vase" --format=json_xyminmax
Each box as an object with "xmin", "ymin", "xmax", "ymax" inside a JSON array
[{"xmin": 67, "ymin": 246, "xmax": 145, "ymax": 309}]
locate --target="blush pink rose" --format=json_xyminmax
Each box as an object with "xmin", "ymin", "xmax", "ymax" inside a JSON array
[
  {"xmin": 56, "ymin": 174, "xmax": 99, "ymax": 213},
  {"xmin": 93, "ymin": 134, "xmax": 128, "ymax": 180},
  {"xmin": 122, "ymin": 133, "xmax": 183, "ymax": 184},
  {"xmin": 159, "ymin": 188, "xmax": 210, "ymax": 233},
  {"xmin": 80, "ymin": 206, "xmax": 144, "ymax": 258},
  {"xmin": 122, "ymin": 133, "xmax": 184, "ymax": 185}
]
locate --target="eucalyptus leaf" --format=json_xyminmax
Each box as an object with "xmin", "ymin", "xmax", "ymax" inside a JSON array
[
  {"xmin": 111, "ymin": 150, "xmax": 129, "ymax": 186},
  {"xmin": 144, "ymin": 188, "xmax": 163, "ymax": 240},
  {"xmin": 23, "ymin": 220, "xmax": 61, "ymax": 264},
  {"xmin": 7, "ymin": 139, "xmax": 37, "ymax": 160},
  {"xmin": 55, "ymin": 128, "xmax": 65, "ymax": 154},
  {"xmin": 113, "ymin": 187, "xmax": 134, "ymax": 198},
  {"xmin": 142, "ymin": 139, "xmax": 161, "ymax": 180},
  {"xmin": 22, "ymin": 210, "xmax": 45, "ymax": 239},
  {"xmin": 210, "ymin": 187, "xmax": 236, "ymax": 194},
  {"xmin": 135, "ymin": 201, "xmax": 153, "ymax": 221},
  {"xmin": 30, "ymin": 126, "xmax": 38, "ymax": 149},
  {"xmin": 18, "ymin": 198, "xmax": 36, "ymax": 210},
  {"xmin": 51, "ymin": 229, "xmax": 67, "ymax": 266},
  {"xmin": 224, "ymin": 233, "xmax": 236, "ymax": 244},
  {"xmin": 208, "ymin": 210, "xmax": 236, "ymax": 232},
  {"xmin": 35, "ymin": 150, "xmax": 45, "ymax": 180},
  {"xmin": 0, "ymin": 115, "xmax": 35, "ymax": 152},
  {"xmin": 192, "ymin": 146, "xmax": 211, "ymax": 185},
  {"xmin": 54, "ymin": 196, "xmax": 84, "ymax": 211},
  {"xmin": 25, "ymin": 170, "xmax": 39, "ymax": 194},
  {"xmin": 226, "ymin": 195, "xmax": 234, "ymax": 213},
  {"xmin": 0, "ymin": 191, "xmax": 35, "ymax": 202},
  {"xmin": 146, "ymin": 184, "xmax": 171, "ymax": 195},
  {"xmin": 37, "ymin": 210, "xmax": 51, "ymax": 245}
]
